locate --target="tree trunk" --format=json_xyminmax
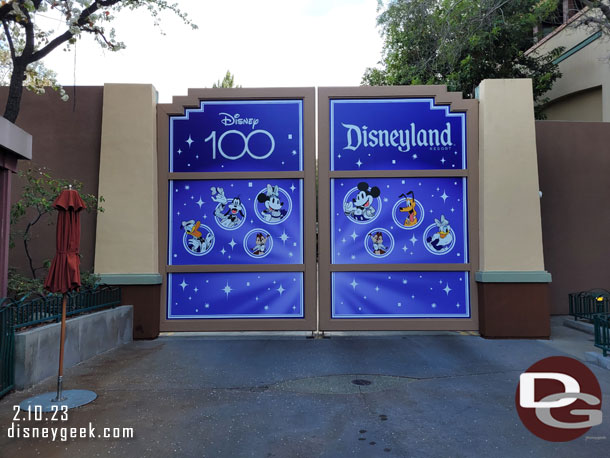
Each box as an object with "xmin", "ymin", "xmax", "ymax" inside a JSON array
[{"xmin": 3, "ymin": 61, "xmax": 25, "ymax": 123}]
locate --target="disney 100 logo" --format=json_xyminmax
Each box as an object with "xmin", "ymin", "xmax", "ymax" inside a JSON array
[{"xmin": 203, "ymin": 112, "xmax": 274, "ymax": 160}]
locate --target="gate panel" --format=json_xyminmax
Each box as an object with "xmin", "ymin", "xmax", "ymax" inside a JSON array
[
  {"xmin": 318, "ymin": 86, "xmax": 479, "ymax": 330},
  {"xmin": 158, "ymin": 88, "xmax": 316, "ymax": 331}
]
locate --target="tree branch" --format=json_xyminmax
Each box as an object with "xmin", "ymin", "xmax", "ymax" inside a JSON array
[
  {"xmin": 29, "ymin": 0, "xmax": 122, "ymax": 63},
  {"xmin": 2, "ymin": 20, "xmax": 16, "ymax": 60}
]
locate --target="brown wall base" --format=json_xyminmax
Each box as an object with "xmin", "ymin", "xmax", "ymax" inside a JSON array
[
  {"xmin": 478, "ymin": 282, "xmax": 550, "ymax": 338},
  {"xmin": 118, "ymin": 284, "xmax": 160, "ymax": 340}
]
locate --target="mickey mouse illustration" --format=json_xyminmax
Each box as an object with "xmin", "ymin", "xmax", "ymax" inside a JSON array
[
  {"xmin": 399, "ymin": 191, "xmax": 418, "ymax": 227},
  {"xmin": 369, "ymin": 231, "xmax": 387, "ymax": 255},
  {"xmin": 180, "ymin": 219, "xmax": 214, "ymax": 254},
  {"xmin": 252, "ymin": 233, "xmax": 269, "ymax": 256},
  {"xmin": 257, "ymin": 184, "xmax": 287, "ymax": 223},
  {"xmin": 344, "ymin": 182, "xmax": 380, "ymax": 221},
  {"xmin": 211, "ymin": 186, "xmax": 245, "ymax": 228}
]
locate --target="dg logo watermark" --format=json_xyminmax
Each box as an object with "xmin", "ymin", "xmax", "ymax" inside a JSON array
[{"xmin": 515, "ymin": 356, "xmax": 603, "ymax": 442}]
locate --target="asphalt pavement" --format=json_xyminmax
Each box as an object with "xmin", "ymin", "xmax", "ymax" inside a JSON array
[{"xmin": 1, "ymin": 316, "xmax": 609, "ymax": 458}]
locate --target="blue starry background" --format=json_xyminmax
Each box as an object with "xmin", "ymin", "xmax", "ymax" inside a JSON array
[
  {"xmin": 170, "ymin": 100, "xmax": 303, "ymax": 173},
  {"xmin": 169, "ymin": 179, "xmax": 303, "ymax": 265},
  {"xmin": 331, "ymin": 177, "xmax": 468, "ymax": 264},
  {"xmin": 168, "ymin": 272, "xmax": 303, "ymax": 319},
  {"xmin": 330, "ymin": 99, "xmax": 466, "ymax": 171},
  {"xmin": 333, "ymin": 271, "xmax": 470, "ymax": 318}
]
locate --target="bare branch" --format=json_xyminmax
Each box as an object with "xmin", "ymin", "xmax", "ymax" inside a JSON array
[{"xmin": 2, "ymin": 20, "xmax": 16, "ymax": 60}]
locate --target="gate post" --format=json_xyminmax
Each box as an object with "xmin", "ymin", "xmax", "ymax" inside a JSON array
[{"xmin": 476, "ymin": 79, "xmax": 551, "ymax": 338}]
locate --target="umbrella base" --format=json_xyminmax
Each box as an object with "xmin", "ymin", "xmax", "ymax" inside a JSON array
[{"xmin": 19, "ymin": 390, "xmax": 97, "ymax": 412}]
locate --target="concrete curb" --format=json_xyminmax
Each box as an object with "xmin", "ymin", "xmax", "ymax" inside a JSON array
[{"xmin": 563, "ymin": 318, "xmax": 594, "ymax": 335}]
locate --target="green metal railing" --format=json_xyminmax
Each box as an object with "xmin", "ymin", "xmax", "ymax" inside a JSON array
[
  {"xmin": 0, "ymin": 286, "xmax": 121, "ymax": 331},
  {"xmin": 568, "ymin": 289, "xmax": 610, "ymax": 321},
  {"xmin": 0, "ymin": 286, "xmax": 121, "ymax": 399},
  {"xmin": 0, "ymin": 305, "xmax": 14, "ymax": 399},
  {"xmin": 594, "ymin": 313, "xmax": 610, "ymax": 357}
]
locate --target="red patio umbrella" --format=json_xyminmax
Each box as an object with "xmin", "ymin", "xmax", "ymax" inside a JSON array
[
  {"xmin": 19, "ymin": 186, "xmax": 97, "ymax": 411},
  {"xmin": 44, "ymin": 187, "xmax": 85, "ymax": 403},
  {"xmin": 44, "ymin": 187, "xmax": 86, "ymax": 294}
]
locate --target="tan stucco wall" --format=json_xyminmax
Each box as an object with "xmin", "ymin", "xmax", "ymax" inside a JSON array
[
  {"xmin": 544, "ymin": 86, "xmax": 603, "ymax": 121},
  {"xmin": 94, "ymin": 84, "xmax": 159, "ymax": 275},
  {"xmin": 531, "ymin": 9, "xmax": 610, "ymax": 121},
  {"xmin": 477, "ymin": 79, "xmax": 546, "ymax": 272}
]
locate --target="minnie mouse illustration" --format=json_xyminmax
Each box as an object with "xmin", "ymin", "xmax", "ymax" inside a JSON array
[
  {"xmin": 257, "ymin": 184, "xmax": 287, "ymax": 223},
  {"xmin": 344, "ymin": 182, "xmax": 380, "ymax": 222}
]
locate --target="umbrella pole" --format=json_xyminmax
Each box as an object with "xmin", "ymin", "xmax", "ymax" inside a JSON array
[{"xmin": 53, "ymin": 293, "xmax": 67, "ymax": 402}]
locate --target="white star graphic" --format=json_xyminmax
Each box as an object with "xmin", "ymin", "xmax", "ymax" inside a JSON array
[
  {"xmin": 280, "ymin": 231, "xmax": 290, "ymax": 244},
  {"xmin": 277, "ymin": 285, "xmax": 286, "ymax": 295},
  {"xmin": 350, "ymin": 278, "xmax": 359, "ymax": 290},
  {"xmin": 196, "ymin": 197, "xmax": 204, "ymax": 208},
  {"xmin": 375, "ymin": 286, "xmax": 380, "ymax": 292},
  {"xmin": 440, "ymin": 191, "xmax": 449, "ymax": 203},
  {"xmin": 443, "ymin": 284, "xmax": 452, "ymax": 295},
  {"xmin": 412, "ymin": 154, "xmax": 418, "ymax": 159},
  {"xmin": 451, "ymin": 207, "xmax": 455, "ymax": 213},
  {"xmin": 179, "ymin": 279, "xmax": 188, "ymax": 290},
  {"xmin": 456, "ymin": 302, "xmax": 461, "ymax": 308},
  {"xmin": 402, "ymin": 245, "xmax": 408, "ymax": 252},
  {"xmin": 440, "ymin": 157, "xmax": 446, "ymax": 164},
  {"xmin": 186, "ymin": 135, "xmax": 194, "ymax": 147},
  {"xmin": 220, "ymin": 248, "xmax": 226, "ymax": 255},
  {"xmin": 350, "ymin": 230, "xmax": 358, "ymax": 241},
  {"xmin": 194, "ymin": 287, "xmax": 199, "ymax": 293},
  {"xmin": 177, "ymin": 149, "xmax": 182, "ymax": 155},
  {"xmin": 222, "ymin": 282, "xmax": 233, "ymax": 298},
  {"xmin": 228, "ymin": 239, "xmax": 237, "ymax": 250},
  {"xmin": 290, "ymin": 184, "xmax": 296, "ymax": 192},
  {"xmin": 431, "ymin": 303, "xmax": 437, "ymax": 308},
  {"xmin": 356, "ymin": 159, "xmax": 363, "ymax": 167},
  {"xmin": 409, "ymin": 235, "xmax": 418, "ymax": 245}
]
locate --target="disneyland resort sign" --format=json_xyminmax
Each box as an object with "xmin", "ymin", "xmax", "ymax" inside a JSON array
[{"xmin": 341, "ymin": 122, "xmax": 453, "ymax": 153}]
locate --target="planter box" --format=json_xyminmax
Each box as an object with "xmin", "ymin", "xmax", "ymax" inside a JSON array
[{"xmin": 14, "ymin": 305, "xmax": 132, "ymax": 390}]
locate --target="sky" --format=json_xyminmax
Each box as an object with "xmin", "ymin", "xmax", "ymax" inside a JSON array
[{"xmin": 40, "ymin": 0, "xmax": 385, "ymax": 103}]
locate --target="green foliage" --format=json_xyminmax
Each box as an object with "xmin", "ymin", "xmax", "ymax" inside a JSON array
[
  {"xmin": 363, "ymin": 0, "xmax": 565, "ymax": 118},
  {"xmin": 10, "ymin": 166, "xmax": 104, "ymax": 279},
  {"xmin": 7, "ymin": 267, "xmax": 102, "ymax": 299},
  {"xmin": 212, "ymin": 70, "xmax": 241, "ymax": 88},
  {"xmin": 6, "ymin": 267, "xmax": 45, "ymax": 298}
]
